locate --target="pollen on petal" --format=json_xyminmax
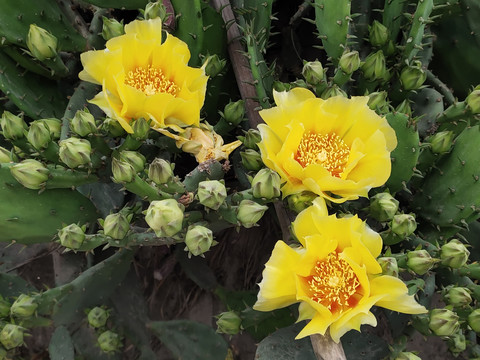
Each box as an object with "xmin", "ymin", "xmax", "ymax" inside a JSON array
[{"xmin": 125, "ymin": 65, "xmax": 179, "ymax": 96}]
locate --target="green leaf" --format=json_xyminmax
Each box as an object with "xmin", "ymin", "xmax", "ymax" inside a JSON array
[
  {"xmin": 342, "ymin": 329, "xmax": 389, "ymax": 360},
  {"xmin": 48, "ymin": 326, "xmax": 74, "ymax": 360}
]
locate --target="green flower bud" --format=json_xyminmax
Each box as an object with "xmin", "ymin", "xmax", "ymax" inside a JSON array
[
  {"xmin": 0, "ymin": 324, "xmax": 24, "ymax": 350},
  {"xmin": 27, "ymin": 24, "xmax": 57, "ymax": 61},
  {"xmin": 10, "ymin": 159, "xmax": 49, "ymax": 190},
  {"xmin": 440, "ymin": 239, "xmax": 470, "ymax": 269},
  {"xmin": 321, "ymin": 85, "xmax": 347, "ymax": 99},
  {"xmin": 240, "ymin": 149, "xmax": 263, "ymax": 171},
  {"xmin": 366, "ymin": 91, "xmax": 388, "ymax": 112},
  {"xmin": 101, "ymin": 17, "xmax": 124, "ymax": 40},
  {"xmin": 237, "ymin": 200, "xmax": 268, "ymax": 228},
  {"xmin": 377, "ymin": 257, "xmax": 399, "ymax": 277},
  {"xmin": 131, "ymin": 118, "xmax": 150, "ymax": 140},
  {"xmin": 361, "ymin": 50, "xmax": 388, "ymax": 81},
  {"xmin": 145, "ymin": 199, "xmax": 184, "ymax": 237},
  {"xmin": 184, "ymin": 225, "xmax": 215, "ymax": 257},
  {"xmin": 10, "ymin": 294, "xmax": 37, "ymax": 319},
  {"xmin": 27, "ymin": 121, "xmax": 51, "ymax": 150},
  {"xmin": 391, "ymin": 213, "xmax": 417, "ymax": 238},
  {"xmin": 447, "ymin": 331, "xmax": 466, "ymax": 356},
  {"xmin": 0, "ymin": 147, "xmax": 16, "ymax": 163},
  {"xmin": 287, "ymin": 191, "xmax": 317, "ymax": 213},
  {"xmin": 97, "ymin": 330, "xmax": 121, "ymax": 353},
  {"xmin": 203, "ymin": 54, "xmax": 226, "ymax": 78},
  {"xmin": 407, "ymin": 249, "xmax": 437, "ymax": 275},
  {"xmin": 223, "ymin": 100, "xmax": 245, "ymax": 127},
  {"xmin": 1, "ymin": 111, "xmax": 27, "ymax": 140},
  {"xmin": 339, "ymin": 51, "xmax": 361, "ymax": 74},
  {"xmin": 251, "ymin": 168, "xmax": 281, "ymax": 200},
  {"xmin": 443, "ymin": 287, "xmax": 472, "ymax": 307},
  {"xmin": 427, "ymin": 131, "xmax": 454, "ymax": 154},
  {"xmin": 240, "ymin": 129, "xmax": 261, "ymax": 150},
  {"xmin": 102, "ymin": 118, "xmax": 126, "ymax": 137},
  {"xmin": 41, "ymin": 118, "xmax": 62, "ymax": 139},
  {"xmin": 369, "ymin": 20, "xmax": 389, "ymax": 47},
  {"xmin": 0, "ymin": 297, "xmax": 11, "ymax": 319},
  {"xmin": 396, "ymin": 99, "xmax": 412, "ymax": 116},
  {"xmin": 273, "ymin": 81, "xmax": 292, "ymax": 92},
  {"xmin": 302, "ymin": 60, "xmax": 324, "ymax": 85},
  {"xmin": 87, "ymin": 306, "xmax": 109, "ymax": 328},
  {"xmin": 103, "ymin": 213, "xmax": 130, "ymax": 240},
  {"xmin": 197, "ymin": 180, "xmax": 227, "ymax": 210},
  {"xmin": 468, "ymin": 308, "xmax": 480, "ymax": 332},
  {"xmin": 216, "ymin": 311, "xmax": 242, "ymax": 335},
  {"xmin": 119, "ymin": 150, "xmax": 146, "ymax": 173},
  {"xmin": 59, "ymin": 138, "xmax": 91, "ymax": 168},
  {"xmin": 58, "ymin": 223, "xmax": 85, "ymax": 250},
  {"xmin": 144, "ymin": 1, "xmax": 167, "ymax": 20},
  {"xmin": 148, "ymin": 158, "xmax": 174, "ymax": 185},
  {"xmin": 369, "ymin": 192, "xmax": 399, "ymax": 222},
  {"xmin": 395, "ymin": 352, "xmax": 421, "ymax": 360},
  {"xmin": 400, "ymin": 61, "xmax": 427, "ymax": 91},
  {"xmin": 111, "ymin": 158, "xmax": 136, "ymax": 183},
  {"xmin": 466, "ymin": 86, "xmax": 480, "ymax": 114},
  {"xmin": 70, "ymin": 110, "xmax": 97, "ymax": 137},
  {"xmin": 429, "ymin": 308, "xmax": 460, "ymax": 336}
]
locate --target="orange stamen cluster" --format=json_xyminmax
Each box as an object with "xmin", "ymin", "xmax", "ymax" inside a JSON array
[
  {"xmin": 307, "ymin": 252, "xmax": 361, "ymax": 313},
  {"xmin": 295, "ymin": 131, "xmax": 350, "ymax": 177},
  {"xmin": 125, "ymin": 65, "xmax": 179, "ymax": 96}
]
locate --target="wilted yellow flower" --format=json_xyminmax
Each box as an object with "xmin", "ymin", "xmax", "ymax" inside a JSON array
[
  {"xmin": 254, "ymin": 198, "xmax": 426, "ymax": 342},
  {"xmin": 158, "ymin": 123, "xmax": 241, "ymax": 163},
  {"xmin": 79, "ymin": 18, "xmax": 208, "ymax": 133},
  {"xmin": 258, "ymin": 88, "xmax": 397, "ymax": 202}
]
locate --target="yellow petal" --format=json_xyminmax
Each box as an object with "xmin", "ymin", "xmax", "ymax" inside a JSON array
[
  {"xmin": 329, "ymin": 310, "xmax": 377, "ymax": 343},
  {"xmin": 124, "ymin": 17, "xmax": 163, "ymax": 43},
  {"xmin": 295, "ymin": 312, "xmax": 333, "ymax": 339}
]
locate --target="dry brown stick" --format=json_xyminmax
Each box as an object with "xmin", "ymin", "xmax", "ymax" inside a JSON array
[
  {"xmin": 211, "ymin": 0, "xmax": 263, "ymax": 128},
  {"xmin": 310, "ymin": 334, "xmax": 347, "ymax": 360}
]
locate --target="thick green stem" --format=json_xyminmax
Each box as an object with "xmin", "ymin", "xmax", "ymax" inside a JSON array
[
  {"xmin": 123, "ymin": 175, "xmax": 170, "ymax": 201},
  {"xmin": 46, "ymin": 165, "xmax": 99, "ymax": 189}
]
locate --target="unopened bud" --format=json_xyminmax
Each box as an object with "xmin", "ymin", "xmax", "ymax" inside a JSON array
[
  {"xmin": 203, "ymin": 54, "xmax": 226, "ymax": 78},
  {"xmin": 41, "ymin": 118, "xmax": 62, "ymax": 139},
  {"xmin": 429, "ymin": 308, "xmax": 460, "ymax": 336},
  {"xmin": 88, "ymin": 307, "xmax": 109, "ymax": 328},
  {"xmin": 145, "ymin": 199, "xmax": 184, "ymax": 237},
  {"xmin": 240, "ymin": 129, "xmax": 261, "ymax": 150},
  {"xmin": 240, "ymin": 149, "xmax": 263, "ymax": 171},
  {"xmin": 395, "ymin": 352, "xmax": 421, "ymax": 360},
  {"xmin": 468, "ymin": 308, "xmax": 480, "ymax": 332},
  {"xmin": 1, "ymin": 111, "xmax": 27, "ymax": 140},
  {"xmin": 27, "ymin": 24, "xmax": 57, "ymax": 61},
  {"xmin": 400, "ymin": 61, "xmax": 427, "ymax": 91},
  {"xmin": 466, "ymin": 86, "xmax": 480, "ymax": 114},
  {"xmin": 10, "ymin": 159, "xmax": 49, "ymax": 190},
  {"xmin": 428, "ymin": 131, "xmax": 454, "ymax": 154},
  {"xmin": 440, "ymin": 239, "xmax": 470, "ymax": 269},
  {"xmin": 0, "ymin": 297, "xmax": 11, "ymax": 318},
  {"xmin": 119, "ymin": 150, "xmax": 146, "ymax": 173},
  {"xmin": 396, "ymin": 99, "xmax": 412, "ymax": 116},
  {"xmin": 184, "ymin": 225, "xmax": 215, "ymax": 257},
  {"xmin": 223, "ymin": 100, "xmax": 245, "ymax": 127},
  {"xmin": 369, "ymin": 20, "xmax": 389, "ymax": 47},
  {"xmin": 321, "ymin": 85, "xmax": 347, "ymax": 99},
  {"xmin": 443, "ymin": 287, "xmax": 472, "ymax": 307},
  {"xmin": 339, "ymin": 51, "xmax": 361, "ymax": 74},
  {"xmin": 251, "ymin": 168, "xmax": 281, "ymax": 200},
  {"xmin": 102, "ymin": 118, "xmax": 126, "ymax": 137},
  {"xmin": 447, "ymin": 331, "xmax": 466, "ymax": 356},
  {"xmin": 103, "ymin": 213, "xmax": 130, "ymax": 240},
  {"xmin": 0, "ymin": 324, "xmax": 24, "ymax": 350},
  {"xmin": 0, "ymin": 147, "xmax": 14, "ymax": 163},
  {"xmin": 197, "ymin": 180, "xmax": 227, "ymax": 210},
  {"xmin": 302, "ymin": 60, "xmax": 324, "ymax": 85},
  {"xmin": 367, "ymin": 91, "xmax": 388, "ymax": 112},
  {"xmin": 361, "ymin": 50, "xmax": 388, "ymax": 81},
  {"xmin": 59, "ymin": 138, "xmax": 91, "ymax": 168},
  {"xmin": 369, "ymin": 192, "xmax": 399, "ymax": 222},
  {"xmin": 10, "ymin": 294, "xmax": 37, "ymax": 319},
  {"xmin": 237, "ymin": 200, "xmax": 268, "ymax": 228},
  {"xmin": 377, "ymin": 257, "xmax": 399, "ymax": 277},
  {"xmin": 391, "ymin": 213, "xmax": 417, "ymax": 238},
  {"xmin": 273, "ymin": 81, "xmax": 292, "ymax": 92},
  {"xmin": 131, "ymin": 118, "xmax": 150, "ymax": 140},
  {"xmin": 97, "ymin": 330, "xmax": 121, "ymax": 353},
  {"xmin": 407, "ymin": 249, "xmax": 437, "ymax": 275},
  {"xmin": 101, "ymin": 17, "xmax": 124, "ymax": 40},
  {"xmin": 111, "ymin": 157, "xmax": 136, "ymax": 183},
  {"xmin": 144, "ymin": 1, "xmax": 167, "ymax": 20},
  {"xmin": 58, "ymin": 223, "xmax": 85, "ymax": 250},
  {"xmin": 287, "ymin": 191, "xmax": 317, "ymax": 213},
  {"xmin": 27, "ymin": 121, "xmax": 51, "ymax": 150},
  {"xmin": 216, "ymin": 311, "xmax": 242, "ymax": 335},
  {"xmin": 70, "ymin": 110, "xmax": 97, "ymax": 137},
  {"xmin": 148, "ymin": 158, "xmax": 174, "ymax": 184}
]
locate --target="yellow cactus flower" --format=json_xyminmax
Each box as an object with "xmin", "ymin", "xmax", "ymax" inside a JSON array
[
  {"xmin": 79, "ymin": 18, "xmax": 208, "ymax": 134},
  {"xmin": 257, "ymin": 88, "xmax": 397, "ymax": 202},
  {"xmin": 157, "ymin": 123, "xmax": 241, "ymax": 163},
  {"xmin": 254, "ymin": 198, "xmax": 426, "ymax": 343}
]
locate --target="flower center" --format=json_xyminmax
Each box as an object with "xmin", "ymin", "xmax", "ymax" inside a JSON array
[
  {"xmin": 295, "ymin": 131, "xmax": 350, "ymax": 177},
  {"xmin": 125, "ymin": 65, "xmax": 179, "ymax": 96},
  {"xmin": 306, "ymin": 252, "xmax": 361, "ymax": 313}
]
